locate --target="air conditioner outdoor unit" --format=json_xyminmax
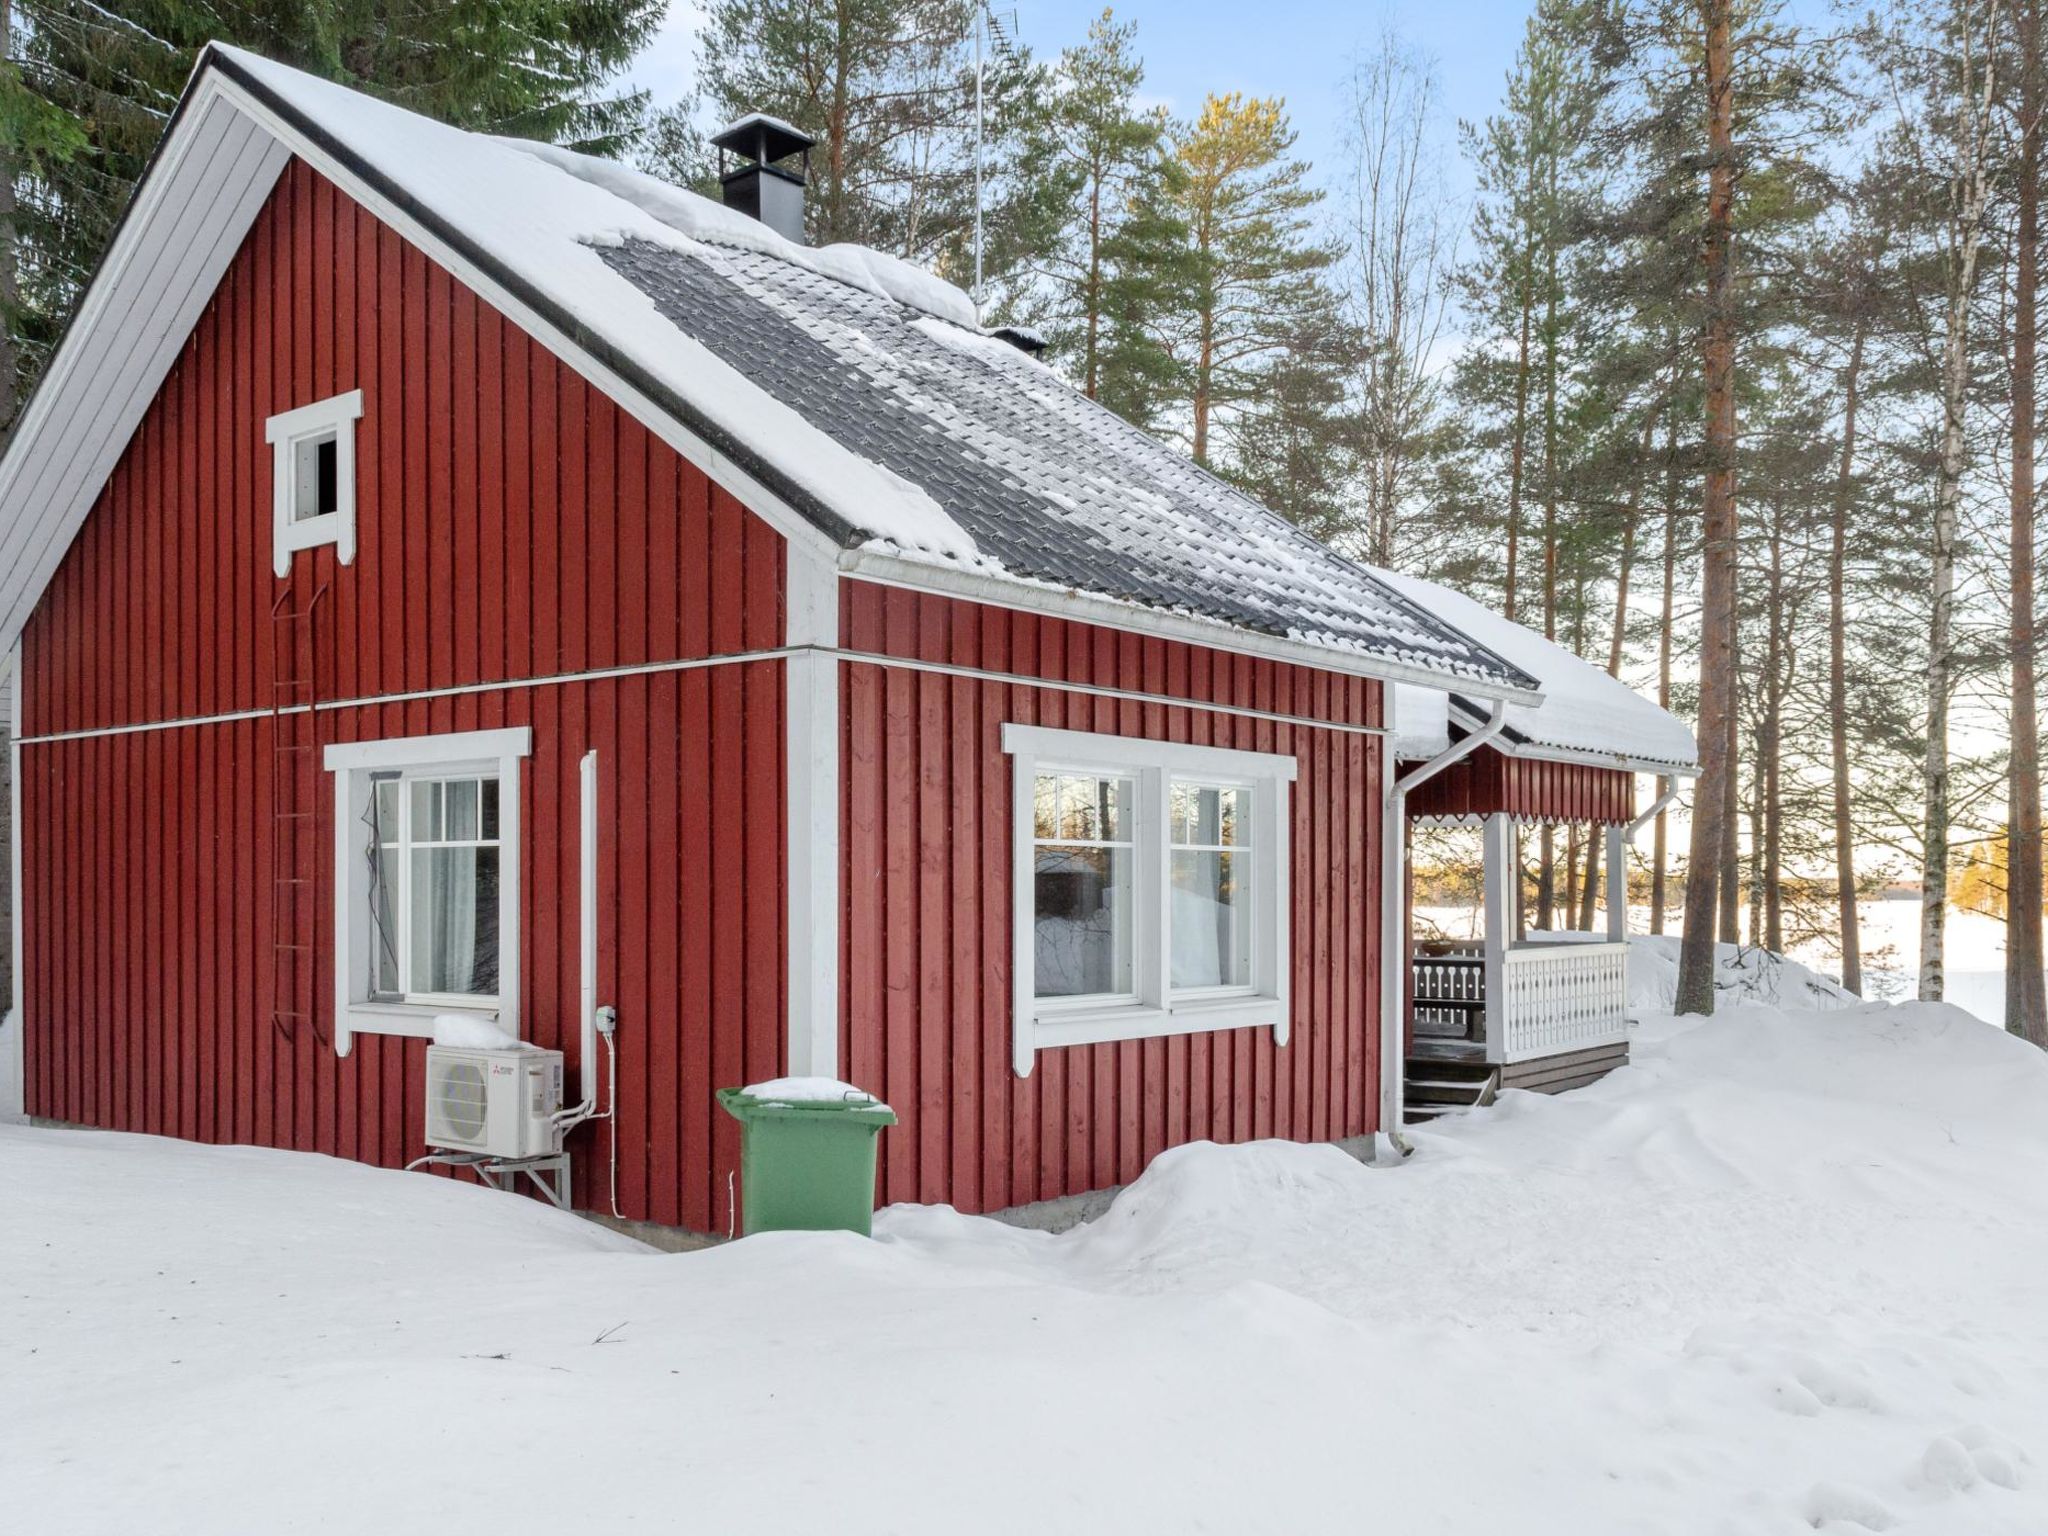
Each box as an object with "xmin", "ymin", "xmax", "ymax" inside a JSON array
[{"xmin": 424, "ymin": 1044, "xmax": 565, "ymax": 1160}]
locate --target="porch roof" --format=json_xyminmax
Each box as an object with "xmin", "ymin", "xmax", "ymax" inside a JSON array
[{"xmin": 1381, "ymin": 570, "xmax": 1698, "ymax": 773}]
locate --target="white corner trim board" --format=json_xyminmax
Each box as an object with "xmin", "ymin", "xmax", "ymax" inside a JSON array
[
  {"xmin": 267, "ymin": 389, "xmax": 363, "ymax": 577},
  {"xmin": 5, "ymin": 641, "xmax": 22, "ymax": 1119},
  {"xmin": 1002, "ymin": 723, "xmax": 1294, "ymax": 1078},
  {"xmin": 325, "ymin": 727, "xmax": 530, "ymax": 1056}
]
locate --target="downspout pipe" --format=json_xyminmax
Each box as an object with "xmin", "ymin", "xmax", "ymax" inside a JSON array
[
  {"xmin": 1373, "ymin": 698, "xmax": 1511, "ymax": 1165},
  {"xmin": 554, "ymin": 749, "xmax": 616, "ymax": 1131}
]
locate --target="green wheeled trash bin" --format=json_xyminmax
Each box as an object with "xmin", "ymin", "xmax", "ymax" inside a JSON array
[{"xmin": 717, "ymin": 1081, "xmax": 897, "ymax": 1236}]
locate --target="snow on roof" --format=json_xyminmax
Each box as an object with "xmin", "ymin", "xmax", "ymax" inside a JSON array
[
  {"xmin": 712, "ymin": 111, "xmax": 812, "ymax": 145},
  {"xmin": 1380, "ymin": 569, "xmax": 1698, "ymax": 770},
  {"xmin": 194, "ymin": 47, "xmax": 1534, "ymax": 695}
]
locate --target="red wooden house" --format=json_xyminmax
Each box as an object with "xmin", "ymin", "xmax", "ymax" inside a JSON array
[{"xmin": 0, "ymin": 48, "xmax": 1693, "ymax": 1232}]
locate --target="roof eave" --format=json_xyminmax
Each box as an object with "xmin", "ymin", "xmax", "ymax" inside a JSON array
[
  {"xmin": 1492, "ymin": 738, "xmax": 1702, "ymax": 776},
  {"xmin": 840, "ymin": 547, "xmax": 1548, "ymax": 705},
  {"xmin": 1442, "ymin": 691, "xmax": 1698, "ymax": 775}
]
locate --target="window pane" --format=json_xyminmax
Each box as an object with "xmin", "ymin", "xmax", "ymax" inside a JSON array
[
  {"xmin": 293, "ymin": 432, "xmax": 338, "ymax": 522},
  {"xmin": 370, "ymin": 842, "xmax": 401, "ymax": 995},
  {"xmin": 480, "ymin": 778, "xmax": 500, "ymax": 841},
  {"xmin": 410, "ymin": 780, "xmax": 441, "ymax": 842},
  {"xmin": 1033, "ymin": 844, "xmax": 1132, "ymax": 997},
  {"xmin": 316, "ymin": 438, "xmax": 338, "ymax": 517},
  {"xmin": 373, "ymin": 780, "xmax": 400, "ymax": 845},
  {"xmin": 1171, "ymin": 849, "xmax": 1251, "ymax": 989},
  {"xmin": 1034, "ymin": 773, "xmax": 1128, "ymax": 843},
  {"xmin": 1171, "ymin": 783, "xmax": 1246, "ymax": 848},
  {"xmin": 443, "ymin": 778, "xmax": 480, "ymax": 842},
  {"xmin": 410, "ymin": 845, "xmax": 500, "ymax": 996}
]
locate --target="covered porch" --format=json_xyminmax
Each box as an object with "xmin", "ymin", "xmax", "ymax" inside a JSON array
[
  {"xmin": 1393, "ymin": 696, "xmax": 1689, "ymax": 1123},
  {"xmin": 1407, "ymin": 804, "xmax": 1638, "ymax": 1118},
  {"xmin": 1374, "ymin": 567, "xmax": 1701, "ymax": 1135}
]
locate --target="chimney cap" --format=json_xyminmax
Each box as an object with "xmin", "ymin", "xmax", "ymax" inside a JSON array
[{"xmin": 711, "ymin": 113, "xmax": 816, "ymax": 167}]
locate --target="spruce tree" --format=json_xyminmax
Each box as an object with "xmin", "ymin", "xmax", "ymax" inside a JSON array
[
  {"xmin": 2, "ymin": 0, "xmax": 660, "ymax": 423},
  {"xmin": 1091, "ymin": 151, "xmax": 1195, "ymax": 433},
  {"xmin": 1221, "ymin": 301, "xmax": 1362, "ymax": 541},
  {"xmin": 663, "ymin": 0, "xmax": 1047, "ymax": 283}
]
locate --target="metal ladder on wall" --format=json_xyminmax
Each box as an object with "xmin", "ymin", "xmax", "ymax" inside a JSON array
[{"xmin": 270, "ymin": 580, "xmax": 329, "ymax": 1045}]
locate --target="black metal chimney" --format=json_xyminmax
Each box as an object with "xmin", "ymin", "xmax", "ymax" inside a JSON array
[{"xmin": 710, "ymin": 114, "xmax": 815, "ymax": 245}]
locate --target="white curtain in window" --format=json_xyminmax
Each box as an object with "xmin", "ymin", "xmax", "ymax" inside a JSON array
[{"xmin": 415, "ymin": 849, "xmax": 479, "ymax": 993}]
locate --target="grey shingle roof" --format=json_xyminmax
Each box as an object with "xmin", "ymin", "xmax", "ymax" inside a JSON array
[{"xmin": 598, "ymin": 238, "xmax": 1534, "ymax": 692}]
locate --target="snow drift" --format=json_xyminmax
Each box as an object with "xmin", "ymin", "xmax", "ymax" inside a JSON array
[{"xmin": 7, "ymin": 989, "xmax": 2047, "ymax": 1534}]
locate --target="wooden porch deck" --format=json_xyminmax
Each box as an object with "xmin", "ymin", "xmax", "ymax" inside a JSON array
[{"xmin": 1406, "ymin": 949, "xmax": 1632, "ymax": 1122}]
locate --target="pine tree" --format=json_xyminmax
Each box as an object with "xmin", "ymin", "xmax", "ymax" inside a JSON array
[
  {"xmin": 1162, "ymin": 93, "xmax": 1338, "ymax": 469},
  {"xmin": 1011, "ymin": 8, "xmax": 1165, "ymax": 397},
  {"xmin": 1452, "ymin": 0, "xmax": 1601, "ymax": 624}
]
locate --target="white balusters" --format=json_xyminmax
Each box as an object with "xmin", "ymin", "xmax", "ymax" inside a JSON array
[{"xmin": 1488, "ymin": 941, "xmax": 1630, "ymax": 1064}]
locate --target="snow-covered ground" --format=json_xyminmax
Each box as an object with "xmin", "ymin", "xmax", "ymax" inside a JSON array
[{"xmin": 8, "ymin": 971, "xmax": 2048, "ymax": 1533}]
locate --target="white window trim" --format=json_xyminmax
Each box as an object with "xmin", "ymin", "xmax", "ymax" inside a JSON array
[
  {"xmin": 1003, "ymin": 723, "xmax": 1294, "ymax": 1078},
  {"xmin": 324, "ymin": 726, "xmax": 529, "ymax": 1056},
  {"xmin": 266, "ymin": 388, "xmax": 362, "ymax": 577}
]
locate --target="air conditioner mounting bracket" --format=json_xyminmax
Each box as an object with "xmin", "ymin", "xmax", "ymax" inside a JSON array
[{"xmin": 404, "ymin": 1148, "xmax": 572, "ymax": 1209}]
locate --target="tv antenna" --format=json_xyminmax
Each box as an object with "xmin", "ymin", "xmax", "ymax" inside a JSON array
[{"xmin": 973, "ymin": 5, "xmax": 1019, "ymax": 321}]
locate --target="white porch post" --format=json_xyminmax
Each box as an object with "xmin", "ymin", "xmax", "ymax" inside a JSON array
[
  {"xmin": 1605, "ymin": 823, "xmax": 1628, "ymax": 942},
  {"xmin": 1482, "ymin": 812, "xmax": 1513, "ymax": 1064}
]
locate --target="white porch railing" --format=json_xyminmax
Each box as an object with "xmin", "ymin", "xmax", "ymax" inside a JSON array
[{"xmin": 1489, "ymin": 941, "xmax": 1630, "ymax": 1064}]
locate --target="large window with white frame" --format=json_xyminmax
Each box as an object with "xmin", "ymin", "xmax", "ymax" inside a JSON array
[
  {"xmin": 1003, "ymin": 724, "xmax": 1294, "ymax": 1076},
  {"xmin": 324, "ymin": 728, "xmax": 528, "ymax": 1056}
]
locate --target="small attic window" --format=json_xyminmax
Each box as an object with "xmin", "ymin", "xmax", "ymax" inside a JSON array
[
  {"xmin": 295, "ymin": 433, "xmax": 340, "ymax": 523},
  {"xmin": 266, "ymin": 389, "xmax": 363, "ymax": 576}
]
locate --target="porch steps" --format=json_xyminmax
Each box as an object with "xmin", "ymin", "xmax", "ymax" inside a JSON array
[
  {"xmin": 1402, "ymin": 1059, "xmax": 1497, "ymax": 1123},
  {"xmin": 1402, "ymin": 1041, "xmax": 1631, "ymax": 1124}
]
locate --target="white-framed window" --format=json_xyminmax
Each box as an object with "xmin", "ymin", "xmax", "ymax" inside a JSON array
[
  {"xmin": 1002, "ymin": 724, "xmax": 1294, "ymax": 1077},
  {"xmin": 323, "ymin": 727, "xmax": 528, "ymax": 1056},
  {"xmin": 266, "ymin": 389, "xmax": 363, "ymax": 577}
]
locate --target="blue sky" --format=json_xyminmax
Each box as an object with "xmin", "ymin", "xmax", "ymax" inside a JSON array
[{"xmin": 625, "ymin": 1, "xmax": 1538, "ymax": 201}]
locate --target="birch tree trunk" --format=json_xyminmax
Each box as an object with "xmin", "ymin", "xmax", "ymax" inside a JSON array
[
  {"xmin": 1653, "ymin": 407, "xmax": 1680, "ymax": 935},
  {"xmin": 1535, "ymin": 225, "xmax": 1561, "ymax": 928},
  {"xmin": 1676, "ymin": 0, "xmax": 1740, "ymax": 1017},
  {"xmin": 1922, "ymin": 12, "xmax": 2000, "ymax": 1003},
  {"xmin": 1505, "ymin": 257, "xmax": 1533, "ymax": 623},
  {"xmin": 1829, "ymin": 319, "xmax": 1868, "ymax": 993},
  {"xmin": 1763, "ymin": 514, "xmax": 1785, "ymax": 953}
]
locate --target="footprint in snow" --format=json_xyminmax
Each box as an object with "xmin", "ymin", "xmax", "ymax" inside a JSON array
[
  {"xmin": 1918, "ymin": 1424, "xmax": 2028, "ymax": 1493},
  {"xmin": 1790, "ymin": 1355, "xmax": 1885, "ymax": 1413},
  {"xmin": 1802, "ymin": 1480, "xmax": 1897, "ymax": 1531}
]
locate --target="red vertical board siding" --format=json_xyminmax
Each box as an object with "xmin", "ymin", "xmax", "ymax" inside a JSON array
[
  {"xmin": 1406, "ymin": 748, "xmax": 1636, "ymax": 826},
  {"xmin": 838, "ymin": 581, "xmax": 1386, "ymax": 1214},
  {"xmin": 17, "ymin": 159, "xmax": 787, "ymax": 1233}
]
